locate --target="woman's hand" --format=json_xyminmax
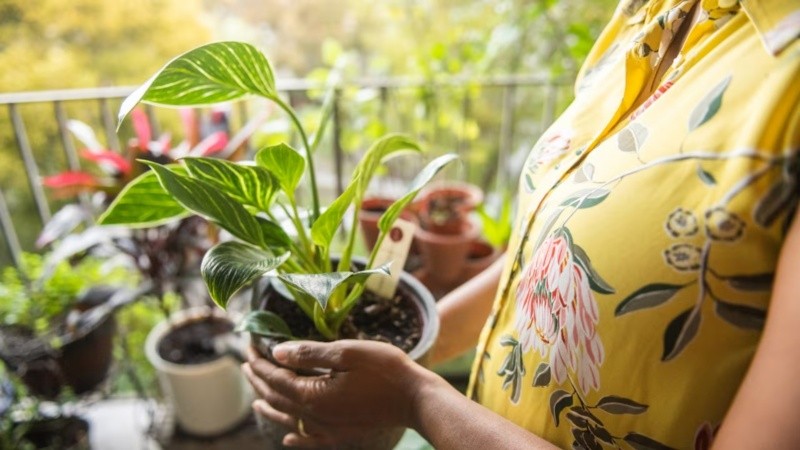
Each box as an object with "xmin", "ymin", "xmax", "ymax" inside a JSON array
[{"xmin": 242, "ymin": 339, "xmax": 440, "ymax": 447}]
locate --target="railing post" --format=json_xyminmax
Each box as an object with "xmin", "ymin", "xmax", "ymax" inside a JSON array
[
  {"xmin": 0, "ymin": 187, "xmax": 23, "ymax": 269},
  {"xmin": 55, "ymin": 101, "xmax": 93, "ymax": 221},
  {"xmin": 8, "ymin": 103, "xmax": 51, "ymax": 225},
  {"xmin": 99, "ymin": 98, "xmax": 121, "ymax": 152},
  {"xmin": 332, "ymin": 88, "xmax": 344, "ymax": 197}
]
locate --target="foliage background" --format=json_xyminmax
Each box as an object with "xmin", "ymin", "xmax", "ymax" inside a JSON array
[{"xmin": 0, "ymin": 0, "xmax": 616, "ymax": 267}]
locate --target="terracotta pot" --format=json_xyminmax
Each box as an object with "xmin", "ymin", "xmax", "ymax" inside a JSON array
[
  {"xmin": 249, "ymin": 259, "xmax": 439, "ymax": 450},
  {"xmin": 414, "ymin": 219, "xmax": 479, "ymax": 287},
  {"xmin": 461, "ymin": 239, "xmax": 501, "ymax": 281},
  {"xmin": 145, "ymin": 307, "xmax": 253, "ymax": 437},
  {"xmin": 415, "ymin": 182, "xmax": 483, "ymax": 235},
  {"xmin": 358, "ymin": 197, "xmax": 418, "ymax": 251}
]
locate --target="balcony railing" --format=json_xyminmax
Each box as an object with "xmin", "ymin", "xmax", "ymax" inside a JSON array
[{"xmin": 0, "ymin": 75, "xmax": 572, "ymax": 268}]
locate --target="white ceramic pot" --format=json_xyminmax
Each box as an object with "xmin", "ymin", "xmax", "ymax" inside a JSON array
[{"xmin": 145, "ymin": 307, "xmax": 252, "ymax": 437}]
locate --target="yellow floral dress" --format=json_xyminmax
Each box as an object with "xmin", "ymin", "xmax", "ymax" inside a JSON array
[{"xmin": 468, "ymin": 0, "xmax": 800, "ymax": 448}]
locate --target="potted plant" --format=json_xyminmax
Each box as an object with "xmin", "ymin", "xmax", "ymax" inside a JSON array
[
  {"xmin": 38, "ymin": 112, "xmax": 258, "ymax": 438},
  {"xmin": 0, "ymin": 252, "xmax": 139, "ymax": 400},
  {"xmin": 98, "ymin": 41, "xmax": 458, "ymax": 448}
]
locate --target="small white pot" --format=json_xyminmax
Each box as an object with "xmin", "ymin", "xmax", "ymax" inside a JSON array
[{"xmin": 145, "ymin": 307, "xmax": 253, "ymax": 437}]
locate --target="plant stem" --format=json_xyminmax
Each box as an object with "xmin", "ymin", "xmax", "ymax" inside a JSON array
[{"xmin": 273, "ymin": 96, "xmax": 321, "ymax": 222}]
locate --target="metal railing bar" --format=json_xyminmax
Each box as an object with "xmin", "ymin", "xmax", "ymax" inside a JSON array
[
  {"xmin": 496, "ymin": 83, "xmax": 518, "ymax": 192},
  {"xmin": 144, "ymin": 104, "xmax": 160, "ymax": 139},
  {"xmin": 54, "ymin": 101, "xmax": 94, "ymax": 220},
  {"xmin": 0, "ymin": 74, "xmax": 570, "ymax": 105},
  {"xmin": 8, "ymin": 104, "xmax": 51, "ymax": 225},
  {"xmin": 0, "ymin": 188, "xmax": 23, "ymax": 269},
  {"xmin": 99, "ymin": 98, "xmax": 121, "ymax": 152},
  {"xmin": 332, "ymin": 89, "xmax": 344, "ymax": 198},
  {"xmin": 54, "ymin": 101, "xmax": 81, "ymax": 171}
]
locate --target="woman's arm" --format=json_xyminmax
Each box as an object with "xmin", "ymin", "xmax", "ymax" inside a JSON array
[
  {"xmin": 711, "ymin": 208, "xmax": 800, "ymax": 448},
  {"xmin": 243, "ymin": 340, "xmax": 558, "ymax": 449},
  {"xmin": 432, "ymin": 255, "xmax": 504, "ymax": 364}
]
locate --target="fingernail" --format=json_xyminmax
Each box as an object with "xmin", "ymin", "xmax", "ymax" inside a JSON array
[{"xmin": 272, "ymin": 342, "xmax": 298, "ymax": 362}]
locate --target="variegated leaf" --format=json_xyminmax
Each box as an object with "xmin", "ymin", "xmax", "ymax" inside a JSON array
[
  {"xmin": 98, "ymin": 166, "xmax": 188, "ymax": 227},
  {"xmin": 201, "ymin": 241, "xmax": 289, "ymax": 308},
  {"xmin": 183, "ymin": 157, "xmax": 278, "ymax": 211},
  {"xmin": 119, "ymin": 41, "xmax": 277, "ymax": 126}
]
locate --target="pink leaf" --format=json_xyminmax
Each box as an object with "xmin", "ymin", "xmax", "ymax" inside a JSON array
[
  {"xmin": 80, "ymin": 149, "xmax": 132, "ymax": 175},
  {"xmin": 42, "ymin": 171, "xmax": 98, "ymax": 189},
  {"xmin": 131, "ymin": 108, "xmax": 152, "ymax": 150},
  {"xmin": 193, "ymin": 131, "xmax": 229, "ymax": 156}
]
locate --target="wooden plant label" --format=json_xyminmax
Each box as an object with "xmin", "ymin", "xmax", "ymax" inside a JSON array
[{"xmin": 366, "ymin": 218, "xmax": 416, "ymax": 298}]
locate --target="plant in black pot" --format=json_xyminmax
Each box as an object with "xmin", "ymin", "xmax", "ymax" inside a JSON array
[
  {"xmin": 0, "ymin": 252, "xmax": 140, "ymax": 400},
  {"xmin": 98, "ymin": 41, "xmax": 457, "ymax": 448}
]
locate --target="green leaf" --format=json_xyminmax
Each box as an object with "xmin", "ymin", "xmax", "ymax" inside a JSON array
[
  {"xmin": 310, "ymin": 183, "xmax": 358, "ymax": 247},
  {"xmin": 255, "ymin": 217, "xmax": 292, "ymax": 247},
  {"xmin": 201, "ymin": 242, "xmax": 289, "ymax": 309},
  {"xmin": 714, "ymin": 299, "xmax": 766, "ymax": 330},
  {"xmin": 119, "ymin": 42, "xmax": 277, "ymax": 126},
  {"xmin": 688, "ymin": 75, "xmax": 731, "ymax": 131},
  {"xmin": 549, "ymin": 389, "xmax": 573, "ymax": 427},
  {"xmin": 235, "ymin": 310, "xmax": 295, "ymax": 340},
  {"xmin": 662, "ymin": 306, "xmax": 701, "ymax": 361},
  {"xmin": 311, "ymin": 134, "xmax": 422, "ymax": 248},
  {"xmin": 532, "ymin": 363, "xmax": 551, "ymax": 387},
  {"xmin": 560, "ymin": 189, "xmax": 610, "ymax": 209},
  {"xmin": 352, "ymin": 134, "xmax": 421, "ymax": 194},
  {"xmin": 378, "ymin": 154, "xmax": 459, "ymax": 233},
  {"xmin": 615, "ymin": 283, "xmax": 684, "ymax": 316},
  {"xmin": 255, "ymin": 143, "xmax": 306, "ymax": 198},
  {"xmin": 572, "ymin": 244, "xmax": 615, "ymax": 294},
  {"xmin": 142, "ymin": 162, "xmax": 286, "ymax": 248},
  {"xmin": 623, "ymin": 432, "xmax": 675, "ymax": 450},
  {"xmin": 98, "ymin": 167, "xmax": 188, "ymax": 226},
  {"xmin": 726, "ymin": 273, "xmax": 774, "ymax": 292},
  {"xmin": 696, "ymin": 165, "xmax": 717, "ymax": 186},
  {"xmin": 183, "ymin": 157, "xmax": 278, "ymax": 211},
  {"xmin": 277, "ymin": 264, "xmax": 391, "ymax": 310},
  {"xmin": 595, "ymin": 395, "xmax": 648, "ymax": 414}
]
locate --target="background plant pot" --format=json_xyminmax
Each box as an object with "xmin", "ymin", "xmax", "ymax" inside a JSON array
[
  {"xmin": 358, "ymin": 197, "xmax": 418, "ymax": 251},
  {"xmin": 250, "ymin": 266, "xmax": 439, "ymax": 450},
  {"xmin": 145, "ymin": 307, "xmax": 253, "ymax": 437},
  {"xmin": 13, "ymin": 416, "xmax": 90, "ymax": 450},
  {"xmin": 460, "ymin": 239, "xmax": 500, "ymax": 281},
  {"xmin": 417, "ymin": 181, "xmax": 483, "ymax": 214},
  {"xmin": 0, "ymin": 312, "xmax": 116, "ymax": 400},
  {"xmin": 414, "ymin": 219, "xmax": 479, "ymax": 287}
]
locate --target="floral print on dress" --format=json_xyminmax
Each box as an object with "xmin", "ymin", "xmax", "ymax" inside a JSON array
[{"xmin": 514, "ymin": 229, "xmax": 604, "ymax": 396}]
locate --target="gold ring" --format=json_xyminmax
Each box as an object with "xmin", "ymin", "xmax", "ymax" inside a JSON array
[{"xmin": 297, "ymin": 418, "xmax": 310, "ymax": 438}]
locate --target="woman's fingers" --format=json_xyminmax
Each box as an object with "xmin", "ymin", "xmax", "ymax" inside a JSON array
[
  {"xmin": 242, "ymin": 363, "xmax": 304, "ymax": 416},
  {"xmin": 252, "ymin": 399, "xmax": 294, "ymax": 429},
  {"xmin": 272, "ymin": 340, "xmax": 351, "ymax": 371}
]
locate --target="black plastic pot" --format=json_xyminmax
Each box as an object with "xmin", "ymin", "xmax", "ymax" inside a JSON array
[
  {"xmin": 0, "ymin": 318, "xmax": 115, "ymax": 400},
  {"xmin": 13, "ymin": 416, "xmax": 90, "ymax": 449},
  {"xmin": 249, "ymin": 261, "xmax": 439, "ymax": 450},
  {"xmin": 0, "ymin": 285, "xmax": 140, "ymax": 399}
]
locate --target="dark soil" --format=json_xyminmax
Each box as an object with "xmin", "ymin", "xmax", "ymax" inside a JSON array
[
  {"xmin": 263, "ymin": 289, "xmax": 423, "ymax": 353},
  {"xmin": 158, "ymin": 316, "xmax": 234, "ymax": 365},
  {"xmin": 15, "ymin": 416, "xmax": 89, "ymax": 449}
]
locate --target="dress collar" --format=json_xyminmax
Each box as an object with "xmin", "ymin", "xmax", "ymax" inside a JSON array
[{"xmin": 740, "ymin": 0, "xmax": 800, "ymax": 55}]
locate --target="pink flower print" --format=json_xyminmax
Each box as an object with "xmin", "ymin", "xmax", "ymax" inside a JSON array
[
  {"xmin": 528, "ymin": 128, "xmax": 574, "ymax": 171},
  {"xmin": 515, "ymin": 231, "xmax": 604, "ymax": 395}
]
